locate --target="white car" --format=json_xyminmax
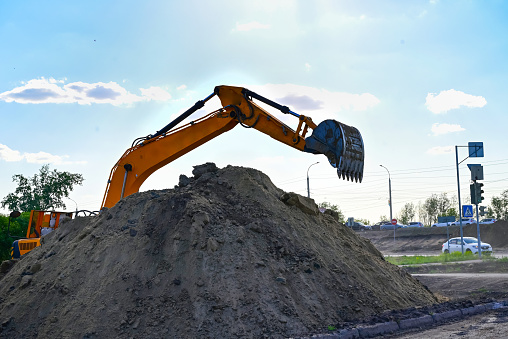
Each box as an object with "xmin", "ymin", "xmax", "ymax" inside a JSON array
[
  {"xmin": 480, "ymin": 218, "xmax": 497, "ymax": 224},
  {"xmin": 450, "ymin": 218, "xmax": 476, "ymax": 226},
  {"xmin": 380, "ymin": 222, "xmax": 406, "ymax": 230},
  {"xmin": 442, "ymin": 237, "xmax": 492, "ymax": 255},
  {"xmin": 407, "ymin": 222, "xmax": 424, "ymax": 228},
  {"xmin": 431, "ymin": 221, "xmax": 452, "ymax": 227}
]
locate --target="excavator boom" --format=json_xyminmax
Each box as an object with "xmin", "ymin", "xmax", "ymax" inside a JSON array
[{"xmin": 101, "ymin": 85, "xmax": 365, "ymax": 209}]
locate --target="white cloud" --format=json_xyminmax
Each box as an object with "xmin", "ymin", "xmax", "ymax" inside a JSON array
[
  {"xmin": 140, "ymin": 86, "xmax": 172, "ymax": 101},
  {"xmin": 305, "ymin": 63, "xmax": 311, "ymax": 72},
  {"xmin": 0, "ymin": 77, "xmax": 172, "ymax": 106},
  {"xmin": 241, "ymin": 83, "xmax": 380, "ymax": 126},
  {"xmin": 232, "ymin": 21, "xmax": 271, "ymax": 32},
  {"xmin": 252, "ymin": 83, "xmax": 379, "ymax": 110},
  {"xmin": 0, "ymin": 144, "xmax": 24, "ymax": 162},
  {"xmin": 431, "ymin": 123, "xmax": 465, "ymax": 136},
  {"xmin": 0, "ymin": 144, "xmax": 86, "ymax": 164},
  {"xmin": 426, "ymin": 145, "xmax": 454, "ymax": 155},
  {"xmin": 177, "ymin": 84, "xmax": 187, "ymax": 91},
  {"xmin": 425, "ymin": 89, "xmax": 487, "ymax": 114}
]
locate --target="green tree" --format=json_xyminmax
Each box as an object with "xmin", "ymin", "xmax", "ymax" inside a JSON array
[
  {"xmin": 436, "ymin": 193, "xmax": 452, "ymax": 216},
  {"xmin": 486, "ymin": 207, "xmax": 496, "ymax": 218},
  {"xmin": 1, "ymin": 165, "xmax": 84, "ymax": 212},
  {"xmin": 417, "ymin": 202, "xmax": 427, "ymax": 226},
  {"xmin": 0, "ymin": 212, "xmax": 30, "ymax": 261},
  {"xmin": 423, "ymin": 194, "xmax": 439, "ymax": 225},
  {"xmin": 444, "ymin": 207, "xmax": 459, "ymax": 219},
  {"xmin": 490, "ymin": 189, "xmax": 508, "ymax": 220},
  {"xmin": 398, "ymin": 202, "xmax": 416, "ymax": 225}
]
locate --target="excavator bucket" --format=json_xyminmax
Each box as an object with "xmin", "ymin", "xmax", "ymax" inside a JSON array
[{"xmin": 304, "ymin": 120, "xmax": 364, "ymax": 182}]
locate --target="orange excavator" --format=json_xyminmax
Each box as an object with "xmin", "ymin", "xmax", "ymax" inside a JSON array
[
  {"xmin": 101, "ymin": 85, "xmax": 365, "ymax": 209},
  {"xmin": 10, "ymin": 85, "xmax": 365, "ymax": 259},
  {"xmin": 11, "ymin": 210, "xmax": 73, "ymax": 259}
]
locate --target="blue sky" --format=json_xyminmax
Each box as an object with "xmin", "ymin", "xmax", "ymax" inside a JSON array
[{"xmin": 1, "ymin": 0, "xmax": 507, "ymax": 223}]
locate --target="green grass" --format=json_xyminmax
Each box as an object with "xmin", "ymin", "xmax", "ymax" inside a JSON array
[{"xmin": 385, "ymin": 252, "xmax": 482, "ymax": 265}]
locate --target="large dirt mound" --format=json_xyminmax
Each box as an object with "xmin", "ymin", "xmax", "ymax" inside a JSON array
[{"xmin": 0, "ymin": 164, "xmax": 437, "ymax": 338}]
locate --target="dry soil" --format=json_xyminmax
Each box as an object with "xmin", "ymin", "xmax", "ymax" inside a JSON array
[{"xmin": 0, "ymin": 164, "xmax": 437, "ymax": 339}]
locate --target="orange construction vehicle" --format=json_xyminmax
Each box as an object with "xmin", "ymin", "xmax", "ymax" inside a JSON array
[
  {"xmin": 101, "ymin": 85, "xmax": 365, "ymax": 209},
  {"xmin": 10, "ymin": 86, "xmax": 365, "ymax": 259},
  {"xmin": 11, "ymin": 210, "xmax": 73, "ymax": 259}
]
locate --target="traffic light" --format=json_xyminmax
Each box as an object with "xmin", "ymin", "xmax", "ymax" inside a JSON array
[
  {"xmin": 475, "ymin": 182, "xmax": 485, "ymax": 204},
  {"xmin": 479, "ymin": 206, "xmax": 487, "ymax": 216},
  {"xmin": 470, "ymin": 183, "xmax": 477, "ymax": 205}
]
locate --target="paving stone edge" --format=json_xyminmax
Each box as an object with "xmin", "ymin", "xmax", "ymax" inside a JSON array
[{"xmin": 298, "ymin": 300, "xmax": 507, "ymax": 339}]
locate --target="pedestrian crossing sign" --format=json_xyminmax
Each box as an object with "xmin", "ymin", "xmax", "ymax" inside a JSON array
[{"xmin": 462, "ymin": 205, "xmax": 473, "ymax": 218}]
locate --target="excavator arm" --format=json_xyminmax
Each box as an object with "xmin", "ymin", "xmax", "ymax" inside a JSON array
[{"xmin": 101, "ymin": 85, "xmax": 364, "ymax": 209}]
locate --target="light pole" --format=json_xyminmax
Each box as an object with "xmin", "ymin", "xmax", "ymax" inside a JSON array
[
  {"xmin": 307, "ymin": 162, "xmax": 319, "ymax": 198},
  {"xmin": 67, "ymin": 197, "xmax": 79, "ymax": 215},
  {"xmin": 380, "ymin": 165, "xmax": 392, "ymax": 222},
  {"xmin": 380, "ymin": 165, "xmax": 396, "ymax": 240}
]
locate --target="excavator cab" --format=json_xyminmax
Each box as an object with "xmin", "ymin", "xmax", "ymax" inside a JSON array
[{"xmin": 11, "ymin": 210, "xmax": 73, "ymax": 259}]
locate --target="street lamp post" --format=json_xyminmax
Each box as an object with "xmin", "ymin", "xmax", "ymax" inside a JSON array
[
  {"xmin": 380, "ymin": 165, "xmax": 392, "ymax": 221},
  {"xmin": 380, "ymin": 165, "xmax": 394, "ymax": 240},
  {"xmin": 68, "ymin": 197, "xmax": 79, "ymax": 215},
  {"xmin": 307, "ymin": 162, "xmax": 319, "ymax": 198}
]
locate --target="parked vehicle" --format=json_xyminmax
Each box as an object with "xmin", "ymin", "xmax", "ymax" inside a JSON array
[
  {"xmin": 480, "ymin": 218, "xmax": 497, "ymax": 224},
  {"xmin": 406, "ymin": 222, "xmax": 423, "ymax": 228},
  {"xmin": 364, "ymin": 224, "xmax": 372, "ymax": 230},
  {"xmin": 450, "ymin": 218, "xmax": 476, "ymax": 226},
  {"xmin": 380, "ymin": 222, "xmax": 405, "ymax": 230},
  {"xmin": 348, "ymin": 221, "xmax": 367, "ymax": 231},
  {"xmin": 431, "ymin": 221, "xmax": 452, "ymax": 227},
  {"xmin": 442, "ymin": 237, "xmax": 492, "ymax": 255},
  {"xmin": 370, "ymin": 221, "xmax": 389, "ymax": 231}
]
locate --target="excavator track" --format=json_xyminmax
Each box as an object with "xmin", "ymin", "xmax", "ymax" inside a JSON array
[{"xmin": 304, "ymin": 119, "xmax": 364, "ymax": 182}]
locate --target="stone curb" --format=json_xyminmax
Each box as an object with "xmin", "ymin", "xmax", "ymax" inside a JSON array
[
  {"xmin": 300, "ymin": 300, "xmax": 508, "ymax": 339},
  {"xmin": 357, "ymin": 321, "xmax": 398, "ymax": 337},
  {"xmin": 461, "ymin": 304, "xmax": 486, "ymax": 316},
  {"xmin": 398, "ymin": 314, "xmax": 433, "ymax": 330},
  {"xmin": 431, "ymin": 309, "xmax": 462, "ymax": 322}
]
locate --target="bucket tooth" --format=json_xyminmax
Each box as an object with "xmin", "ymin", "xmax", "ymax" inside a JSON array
[{"xmin": 304, "ymin": 119, "xmax": 364, "ymax": 183}]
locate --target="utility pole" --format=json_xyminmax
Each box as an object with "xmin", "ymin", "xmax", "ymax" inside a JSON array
[
  {"xmin": 380, "ymin": 165, "xmax": 394, "ymax": 241},
  {"xmin": 380, "ymin": 165, "xmax": 392, "ymax": 221}
]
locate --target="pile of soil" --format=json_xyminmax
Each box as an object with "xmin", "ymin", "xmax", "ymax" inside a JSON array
[{"xmin": 0, "ymin": 164, "xmax": 437, "ymax": 338}]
